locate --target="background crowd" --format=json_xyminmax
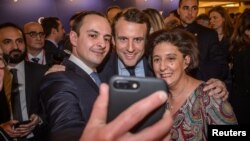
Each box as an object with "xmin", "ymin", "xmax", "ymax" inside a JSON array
[{"xmin": 0, "ymin": 0, "xmax": 249, "ymax": 140}]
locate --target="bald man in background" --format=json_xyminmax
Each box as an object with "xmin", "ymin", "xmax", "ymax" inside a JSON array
[{"xmin": 24, "ymin": 22, "xmax": 50, "ymax": 65}]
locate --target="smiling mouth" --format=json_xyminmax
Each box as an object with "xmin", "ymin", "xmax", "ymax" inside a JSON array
[
  {"xmin": 160, "ymin": 73, "xmax": 172, "ymax": 78},
  {"xmin": 93, "ymin": 50, "xmax": 106, "ymax": 56},
  {"xmin": 124, "ymin": 53, "xmax": 137, "ymax": 59}
]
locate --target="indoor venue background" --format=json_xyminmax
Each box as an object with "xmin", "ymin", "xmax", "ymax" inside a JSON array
[{"xmin": 0, "ymin": 0, "xmax": 249, "ymax": 32}]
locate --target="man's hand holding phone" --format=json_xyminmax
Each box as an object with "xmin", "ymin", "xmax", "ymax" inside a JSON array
[
  {"xmin": 13, "ymin": 120, "xmax": 31, "ymax": 129},
  {"xmin": 80, "ymin": 82, "xmax": 173, "ymax": 141},
  {"xmin": 12, "ymin": 114, "xmax": 41, "ymax": 138}
]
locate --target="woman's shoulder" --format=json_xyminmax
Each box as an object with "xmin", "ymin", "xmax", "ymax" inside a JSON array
[{"xmin": 193, "ymin": 82, "xmax": 207, "ymax": 95}]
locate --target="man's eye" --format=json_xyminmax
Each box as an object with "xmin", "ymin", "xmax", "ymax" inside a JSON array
[
  {"xmin": 192, "ymin": 7, "xmax": 198, "ymax": 11},
  {"xmin": 89, "ymin": 34, "xmax": 97, "ymax": 38},
  {"xmin": 118, "ymin": 37, "xmax": 127, "ymax": 42},
  {"xmin": 29, "ymin": 32, "xmax": 36, "ymax": 36},
  {"xmin": 16, "ymin": 39, "xmax": 24, "ymax": 44},
  {"xmin": 134, "ymin": 38, "xmax": 143, "ymax": 43},
  {"xmin": 183, "ymin": 6, "xmax": 189, "ymax": 10},
  {"xmin": 3, "ymin": 40, "xmax": 12, "ymax": 44},
  {"xmin": 167, "ymin": 57, "xmax": 176, "ymax": 61},
  {"xmin": 104, "ymin": 38, "xmax": 111, "ymax": 42}
]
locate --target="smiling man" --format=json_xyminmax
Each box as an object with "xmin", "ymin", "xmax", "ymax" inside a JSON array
[
  {"xmin": 40, "ymin": 11, "xmax": 112, "ymax": 141},
  {"xmin": 99, "ymin": 7, "xmax": 154, "ymax": 82}
]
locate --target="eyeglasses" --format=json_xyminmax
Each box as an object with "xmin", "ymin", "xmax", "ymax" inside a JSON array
[
  {"xmin": 25, "ymin": 31, "xmax": 45, "ymax": 38},
  {"xmin": 0, "ymin": 57, "xmax": 6, "ymax": 69}
]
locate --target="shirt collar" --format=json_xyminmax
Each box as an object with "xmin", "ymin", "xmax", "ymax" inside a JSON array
[
  {"xmin": 69, "ymin": 54, "xmax": 94, "ymax": 75},
  {"xmin": 28, "ymin": 50, "xmax": 44, "ymax": 61},
  {"xmin": 118, "ymin": 58, "xmax": 144, "ymax": 70},
  {"xmin": 7, "ymin": 60, "xmax": 25, "ymax": 71},
  {"xmin": 46, "ymin": 39, "xmax": 58, "ymax": 48}
]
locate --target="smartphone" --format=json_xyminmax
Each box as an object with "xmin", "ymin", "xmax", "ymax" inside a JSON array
[
  {"xmin": 107, "ymin": 76, "xmax": 168, "ymax": 133},
  {"xmin": 13, "ymin": 120, "xmax": 31, "ymax": 128}
]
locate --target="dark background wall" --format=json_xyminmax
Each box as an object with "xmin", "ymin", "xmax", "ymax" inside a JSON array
[{"xmin": 0, "ymin": 0, "xmax": 178, "ymax": 32}]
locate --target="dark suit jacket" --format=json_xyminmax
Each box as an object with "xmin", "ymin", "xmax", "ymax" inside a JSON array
[
  {"xmin": 44, "ymin": 40, "xmax": 69, "ymax": 66},
  {"xmin": 177, "ymin": 22, "xmax": 228, "ymax": 81},
  {"xmin": 0, "ymin": 61, "xmax": 48, "ymax": 140},
  {"xmin": 40, "ymin": 59, "xmax": 99, "ymax": 141},
  {"xmin": 98, "ymin": 52, "xmax": 154, "ymax": 83}
]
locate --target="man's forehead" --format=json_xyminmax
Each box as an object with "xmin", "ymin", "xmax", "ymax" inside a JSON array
[
  {"xmin": 117, "ymin": 17, "xmax": 147, "ymax": 27},
  {"xmin": 82, "ymin": 15, "xmax": 110, "ymax": 29},
  {"xmin": 83, "ymin": 14, "xmax": 106, "ymax": 22},
  {"xmin": 0, "ymin": 27, "xmax": 22, "ymax": 35},
  {"xmin": 180, "ymin": 0, "xmax": 198, "ymax": 6},
  {"xmin": 25, "ymin": 23, "xmax": 43, "ymax": 31},
  {"xmin": 0, "ymin": 27, "xmax": 23, "ymax": 40}
]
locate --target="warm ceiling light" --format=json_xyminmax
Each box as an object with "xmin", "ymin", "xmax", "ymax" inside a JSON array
[
  {"xmin": 14, "ymin": 0, "xmax": 18, "ymax": 2},
  {"xmin": 223, "ymin": 3, "xmax": 239, "ymax": 7}
]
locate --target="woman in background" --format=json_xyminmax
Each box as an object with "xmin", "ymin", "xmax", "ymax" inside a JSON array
[
  {"xmin": 230, "ymin": 8, "xmax": 250, "ymax": 125},
  {"xmin": 209, "ymin": 6, "xmax": 234, "ymax": 93},
  {"xmin": 148, "ymin": 29, "xmax": 237, "ymax": 140},
  {"xmin": 143, "ymin": 8, "xmax": 165, "ymax": 33}
]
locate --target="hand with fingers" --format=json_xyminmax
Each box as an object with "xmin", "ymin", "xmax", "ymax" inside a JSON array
[
  {"xmin": 80, "ymin": 84, "xmax": 173, "ymax": 141},
  {"xmin": 45, "ymin": 64, "xmax": 66, "ymax": 75},
  {"xmin": 203, "ymin": 78, "xmax": 229, "ymax": 101},
  {"xmin": 13, "ymin": 114, "xmax": 41, "ymax": 138},
  {"xmin": 0, "ymin": 120, "xmax": 20, "ymax": 138}
]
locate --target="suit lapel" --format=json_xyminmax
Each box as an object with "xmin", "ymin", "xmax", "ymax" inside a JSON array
[
  {"xmin": 24, "ymin": 62, "xmax": 32, "ymax": 113},
  {"xmin": 142, "ymin": 56, "xmax": 154, "ymax": 77},
  {"xmin": 62, "ymin": 59, "xmax": 99, "ymax": 92}
]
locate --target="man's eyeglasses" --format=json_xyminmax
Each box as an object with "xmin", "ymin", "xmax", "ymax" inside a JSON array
[
  {"xmin": 0, "ymin": 57, "xmax": 6, "ymax": 69},
  {"xmin": 25, "ymin": 31, "xmax": 45, "ymax": 38}
]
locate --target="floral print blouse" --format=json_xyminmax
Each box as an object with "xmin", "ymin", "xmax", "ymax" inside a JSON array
[{"xmin": 171, "ymin": 83, "xmax": 237, "ymax": 141}]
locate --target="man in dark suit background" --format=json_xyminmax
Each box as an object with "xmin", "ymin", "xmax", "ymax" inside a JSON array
[
  {"xmin": 176, "ymin": 0, "xmax": 228, "ymax": 82},
  {"xmin": 40, "ymin": 11, "xmax": 112, "ymax": 141},
  {"xmin": 24, "ymin": 22, "xmax": 51, "ymax": 66},
  {"xmin": 0, "ymin": 23, "xmax": 48, "ymax": 141},
  {"xmin": 41, "ymin": 17, "xmax": 69, "ymax": 66}
]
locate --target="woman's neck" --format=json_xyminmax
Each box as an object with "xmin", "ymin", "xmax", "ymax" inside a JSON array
[
  {"xmin": 216, "ymin": 27, "xmax": 223, "ymax": 35},
  {"xmin": 169, "ymin": 75, "xmax": 190, "ymax": 98},
  {"xmin": 168, "ymin": 75, "xmax": 201, "ymax": 115}
]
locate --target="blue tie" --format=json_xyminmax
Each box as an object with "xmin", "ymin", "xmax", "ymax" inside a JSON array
[
  {"xmin": 90, "ymin": 72, "xmax": 101, "ymax": 87},
  {"xmin": 126, "ymin": 67, "xmax": 135, "ymax": 76}
]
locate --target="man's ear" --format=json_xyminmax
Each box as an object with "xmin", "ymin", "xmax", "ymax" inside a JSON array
[
  {"xmin": 51, "ymin": 28, "xmax": 57, "ymax": 35},
  {"xmin": 245, "ymin": 29, "xmax": 250, "ymax": 38},
  {"xmin": 184, "ymin": 55, "xmax": 191, "ymax": 70},
  {"xmin": 70, "ymin": 31, "xmax": 78, "ymax": 47},
  {"xmin": 177, "ymin": 8, "xmax": 180, "ymax": 15}
]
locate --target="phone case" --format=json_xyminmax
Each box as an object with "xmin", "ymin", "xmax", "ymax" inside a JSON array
[{"xmin": 107, "ymin": 76, "xmax": 168, "ymax": 133}]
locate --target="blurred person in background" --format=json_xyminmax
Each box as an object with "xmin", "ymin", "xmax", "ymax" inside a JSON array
[
  {"xmin": 209, "ymin": 6, "xmax": 234, "ymax": 94},
  {"xmin": 230, "ymin": 8, "xmax": 250, "ymax": 125},
  {"xmin": 23, "ymin": 22, "xmax": 48, "ymax": 65},
  {"xmin": 106, "ymin": 6, "xmax": 122, "ymax": 24},
  {"xmin": 143, "ymin": 8, "xmax": 165, "ymax": 33},
  {"xmin": 196, "ymin": 13, "xmax": 210, "ymax": 28},
  {"xmin": 41, "ymin": 17, "xmax": 68, "ymax": 66},
  {"xmin": 164, "ymin": 9, "xmax": 180, "ymax": 30},
  {"xmin": 176, "ymin": 0, "xmax": 229, "ymax": 100}
]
